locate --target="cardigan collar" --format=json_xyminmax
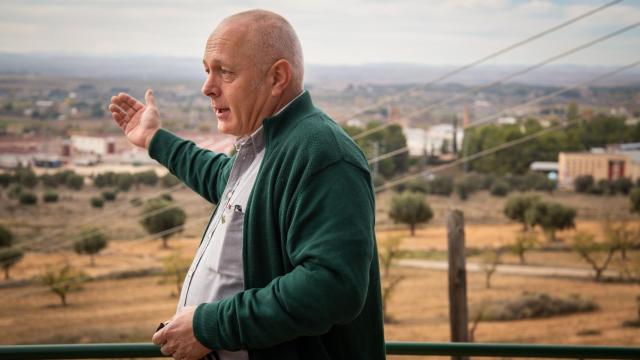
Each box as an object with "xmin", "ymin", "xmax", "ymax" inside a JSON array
[{"xmin": 262, "ymin": 90, "xmax": 316, "ymax": 147}]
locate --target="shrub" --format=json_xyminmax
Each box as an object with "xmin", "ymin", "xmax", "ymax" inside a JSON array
[
  {"xmin": 477, "ymin": 292, "xmax": 598, "ymax": 321},
  {"xmin": 40, "ymin": 173, "xmax": 59, "ymax": 188},
  {"xmin": 614, "ymin": 177, "xmax": 633, "ymax": 195},
  {"xmin": 161, "ymin": 173, "xmax": 180, "ymax": 188},
  {"xmin": 43, "ymin": 190, "xmax": 59, "ymax": 203},
  {"xmin": 0, "ymin": 173, "xmax": 12, "ymax": 187},
  {"xmin": 101, "ymin": 190, "xmax": 117, "ymax": 201},
  {"xmin": 116, "ymin": 173, "xmax": 134, "ymax": 191},
  {"xmin": 455, "ymin": 181, "xmax": 470, "ymax": 201},
  {"xmin": 66, "ymin": 174, "xmax": 84, "ymax": 190},
  {"xmin": 397, "ymin": 178, "xmax": 429, "ymax": 194},
  {"xmin": 160, "ymin": 193, "xmax": 173, "ymax": 202},
  {"xmin": 597, "ymin": 179, "xmax": 616, "ymax": 196},
  {"xmin": 19, "ymin": 192, "xmax": 37, "ymax": 205},
  {"xmin": 15, "ymin": 167, "xmax": 38, "ymax": 188},
  {"xmin": 134, "ymin": 170, "xmax": 159, "ymax": 186},
  {"xmin": 90, "ymin": 197, "xmax": 104, "ymax": 208},
  {"xmin": 0, "ymin": 225, "xmax": 13, "ymax": 248},
  {"xmin": 490, "ymin": 180, "xmax": 510, "ymax": 197},
  {"xmin": 574, "ymin": 175, "xmax": 594, "ymax": 193},
  {"xmin": 631, "ymin": 188, "xmax": 640, "ymax": 213},
  {"xmin": 129, "ymin": 197, "xmax": 143, "ymax": 207},
  {"xmin": 7, "ymin": 184, "xmax": 22, "ymax": 199},
  {"xmin": 429, "ymin": 176, "xmax": 453, "ymax": 196}
]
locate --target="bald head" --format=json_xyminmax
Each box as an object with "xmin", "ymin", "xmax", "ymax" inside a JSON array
[{"xmin": 213, "ymin": 9, "xmax": 304, "ymax": 90}]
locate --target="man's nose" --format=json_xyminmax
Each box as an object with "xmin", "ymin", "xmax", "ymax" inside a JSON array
[{"xmin": 201, "ymin": 74, "xmax": 221, "ymax": 98}]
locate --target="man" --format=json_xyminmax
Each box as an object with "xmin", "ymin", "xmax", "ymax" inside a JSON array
[{"xmin": 109, "ymin": 9, "xmax": 385, "ymax": 360}]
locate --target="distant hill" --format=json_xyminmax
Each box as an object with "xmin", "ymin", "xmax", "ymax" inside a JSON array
[{"xmin": 1, "ymin": 53, "xmax": 639, "ymax": 87}]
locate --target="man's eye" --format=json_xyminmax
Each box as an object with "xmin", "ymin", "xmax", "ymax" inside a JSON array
[{"xmin": 221, "ymin": 69, "xmax": 232, "ymax": 75}]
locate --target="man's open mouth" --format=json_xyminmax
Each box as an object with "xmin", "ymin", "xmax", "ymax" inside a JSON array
[{"xmin": 215, "ymin": 107, "xmax": 230, "ymax": 115}]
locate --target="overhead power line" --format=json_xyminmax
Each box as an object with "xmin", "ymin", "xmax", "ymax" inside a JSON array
[
  {"xmin": 348, "ymin": 0, "xmax": 623, "ymax": 132},
  {"xmin": 354, "ymin": 19, "xmax": 640, "ymax": 141}
]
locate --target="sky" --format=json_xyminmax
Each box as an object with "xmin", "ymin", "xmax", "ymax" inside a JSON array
[{"xmin": 0, "ymin": 0, "xmax": 638, "ymax": 66}]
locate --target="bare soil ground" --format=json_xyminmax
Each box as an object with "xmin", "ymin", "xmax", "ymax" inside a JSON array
[{"xmin": 1, "ymin": 184, "xmax": 639, "ymax": 355}]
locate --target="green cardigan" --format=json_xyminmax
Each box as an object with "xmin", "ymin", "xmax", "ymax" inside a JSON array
[{"xmin": 148, "ymin": 91, "xmax": 385, "ymax": 360}]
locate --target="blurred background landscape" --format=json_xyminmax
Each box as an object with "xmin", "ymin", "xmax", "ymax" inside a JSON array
[{"xmin": 1, "ymin": 0, "xmax": 639, "ymax": 356}]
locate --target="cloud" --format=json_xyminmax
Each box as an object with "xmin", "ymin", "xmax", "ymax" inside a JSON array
[{"xmin": 0, "ymin": 0, "xmax": 637, "ymax": 66}]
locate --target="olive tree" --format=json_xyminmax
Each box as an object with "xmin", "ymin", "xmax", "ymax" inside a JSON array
[
  {"xmin": 73, "ymin": 228, "xmax": 108, "ymax": 266},
  {"xmin": 0, "ymin": 248, "xmax": 24, "ymax": 280},
  {"xmin": 140, "ymin": 199, "xmax": 187, "ymax": 248},
  {"xmin": 388, "ymin": 191, "xmax": 433, "ymax": 236},
  {"xmin": 526, "ymin": 201, "xmax": 576, "ymax": 242},
  {"xmin": 504, "ymin": 195, "xmax": 540, "ymax": 231},
  {"xmin": 572, "ymin": 231, "xmax": 617, "ymax": 282},
  {"xmin": 40, "ymin": 264, "xmax": 87, "ymax": 306}
]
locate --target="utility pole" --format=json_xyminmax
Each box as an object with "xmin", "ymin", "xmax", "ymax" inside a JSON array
[{"xmin": 447, "ymin": 210, "xmax": 469, "ymax": 360}]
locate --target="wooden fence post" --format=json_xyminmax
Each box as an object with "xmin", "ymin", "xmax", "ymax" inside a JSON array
[{"xmin": 447, "ymin": 209, "xmax": 469, "ymax": 360}]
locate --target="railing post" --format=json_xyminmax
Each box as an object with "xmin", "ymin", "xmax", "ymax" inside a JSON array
[{"xmin": 447, "ymin": 209, "xmax": 469, "ymax": 360}]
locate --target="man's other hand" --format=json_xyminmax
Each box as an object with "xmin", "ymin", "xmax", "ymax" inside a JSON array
[
  {"xmin": 109, "ymin": 89, "xmax": 160, "ymax": 149},
  {"xmin": 152, "ymin": 305, "xmax": 212, "ymax": 360}
]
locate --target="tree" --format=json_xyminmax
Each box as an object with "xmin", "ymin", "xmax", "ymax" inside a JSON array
[
  {"xmin": 490, "ymin": 180, "xmax": 510, "ymax": 197},
  {"xmin": 16, "ymin": 167, "xmax": 38, "ymax": 188},
  {"xmin": 388, "ymin": 191, "xmax": 433, "ymax": 236},
  {"xmin": 116, "ymin": 173, "xmax": 134, "ymax": 191},
  {"xmin": 19, "ymin": 192, "xmax": 37, "ymax": 205},
  {"xmin": 511, "ymin": 231, "xmax": 538, "ymax": 264},
  {"xmin": 480, "ymin": 248, "xmax": 502, "ymax": 289},
  {"xmin": 0, "ymin": 225, "xmax": 14, "ymax": 247},
  {"xmin": 73, "ymin": 228, "xmax": 108, "ymax": 266},
  {"xmin": 134, "ymin": 170, "xmax": 159, "ymax": 187},
  {"xmin": 90, "ymin": 196, "xmax": 104, "ymax": 208},
  {"xmin": 162, "ymin": 252, "xmax": 191, "ymax": 297},
  {"xmin": 572, "ymin": 231, "xmax": 617, "ymax": 282},
  {"xmin": 603, "ymin": 219, "xmax": 637, "ymax": 261},
  {"xmin": 40, "ymin": 264, "xmax": 87, "ymax": 306},
  {"xmin": 631, "ymin": 188, "xmax": 640, "ymax": 213},
  {"xmin": 429, "ymin": 176, "xmax": 453, "ymax": 196},
  {"xmin": 43, "ymin": 190, "xmax": 59, "ymax": 203},
  {"xmin": 504, "ymin": 195, "xmax": 540, "ymax": 231},
  {"xmin": 101, "ymin": 190, "xmax": 117, "ymax": 201},
  {"xmin": 0, "ymin": 248, "xmax": 23, "ymax": 280},
  {"xmin": 378, "ymin": 236, "xmax": 404, "ymax": 323},
  {"xmin": 161, "ymin": 173, "xmax": 181, "ymax": 188},
  {"xmin": 526, "ymin": 201, "xmax": 576, "ymax": 242},
  {"xmin": 66, "ymin": 174, "xmax": 84, "ymax": 190},
  {"xmin": 140, "ymin": 199, "xmax": 187, "ymax": 248}
]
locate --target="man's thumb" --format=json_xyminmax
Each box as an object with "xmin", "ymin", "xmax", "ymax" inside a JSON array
[{"xmin": 145, "ymin": 89, "xmax": 156, "ymax": 107}]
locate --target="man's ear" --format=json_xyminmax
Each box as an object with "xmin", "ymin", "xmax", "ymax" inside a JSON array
[{"xmin": 269, "ymin": 59, "xmax": 292, "ymax": 97}]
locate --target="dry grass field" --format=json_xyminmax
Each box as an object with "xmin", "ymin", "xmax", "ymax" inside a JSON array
[{"xmin": 1, "ymin": 181, "xmax": 639, "ymax": 357}]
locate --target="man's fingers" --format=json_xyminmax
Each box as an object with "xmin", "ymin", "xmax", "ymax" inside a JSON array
[
  {"xmin": 116, "ymin": 92, "xmax": 144, "ymax": 110},
  {"xmin": 151, "ymin": 326, "xmax": 167, "ymax": 346},
  {"xmin": 145, "ymin": 89, "xmax": 156, "ymax": 108},
  {"xmin": 160, "ymin": 342, "xmax": 176, "ymax": 356}
]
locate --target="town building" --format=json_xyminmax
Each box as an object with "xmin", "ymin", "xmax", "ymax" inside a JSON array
[{"xmin": 558, "ymin": 143, "xmax": 640, "ymax": 188}]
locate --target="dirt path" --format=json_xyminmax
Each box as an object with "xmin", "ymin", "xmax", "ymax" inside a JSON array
[{"xmin": 399, "ymin": 258, "xmax": 620, "ymax": 280}]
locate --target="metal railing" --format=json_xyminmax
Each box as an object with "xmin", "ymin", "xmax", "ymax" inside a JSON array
[{"xmin": 1, "ymin": 342, "xmax": 639, "ymax": 359}]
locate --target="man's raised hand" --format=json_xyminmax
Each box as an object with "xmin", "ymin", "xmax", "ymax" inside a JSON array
[{"xmin": 109, "ymin": 89, "xmax": 160, "ymax": 149}]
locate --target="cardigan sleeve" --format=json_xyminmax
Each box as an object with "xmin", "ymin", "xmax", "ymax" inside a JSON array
[
  {"xmin": 192, "ymin": 160, "xmax": 375, "ymax": 350},
  {"xmin": 148, "ymin": 128, "xmax": 233, "ymax": 204}
]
